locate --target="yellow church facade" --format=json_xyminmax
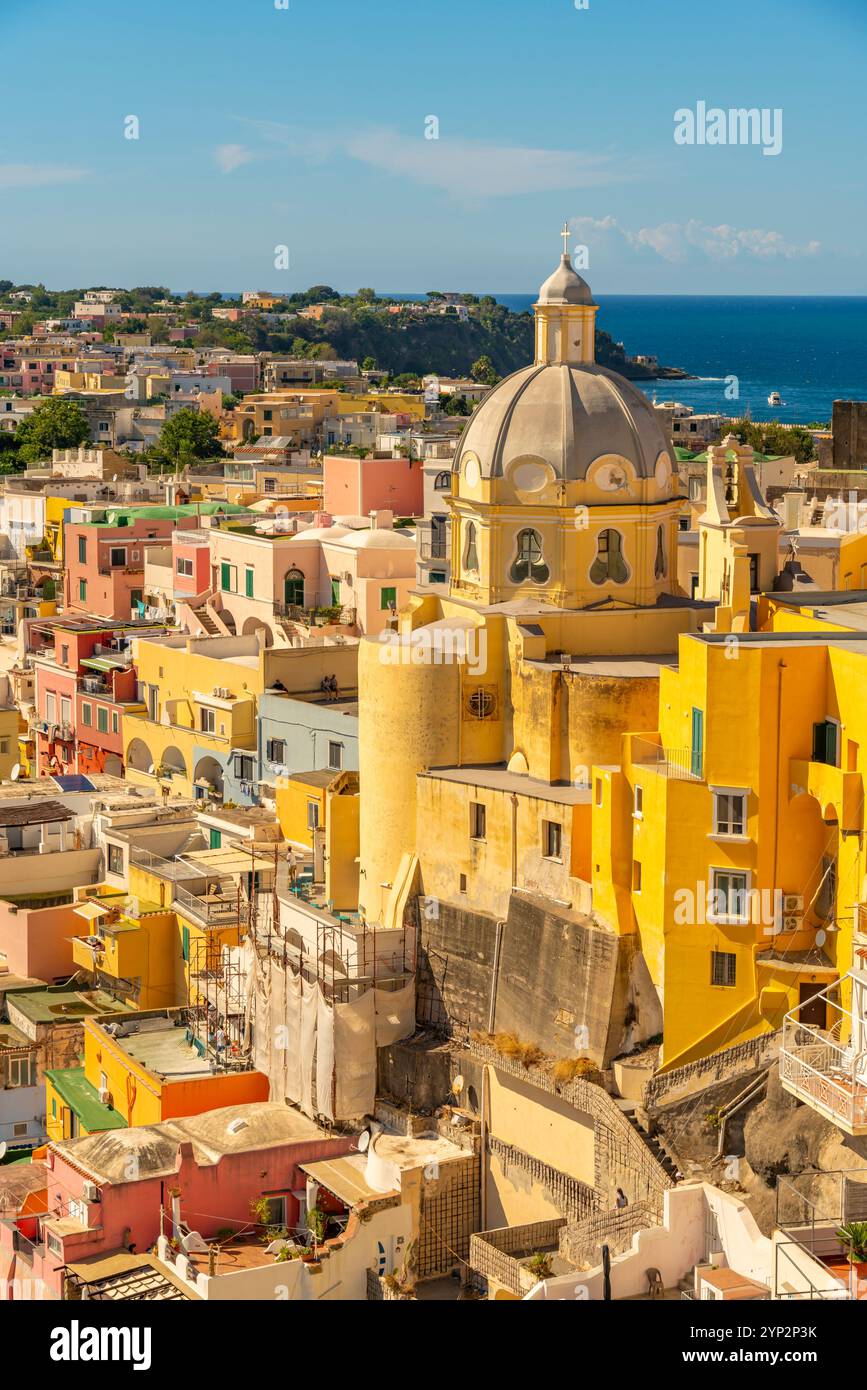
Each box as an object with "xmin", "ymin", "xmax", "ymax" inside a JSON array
[{"xmin": 356, "ymin": 233, "xmax": 867, "ymax": 1081}]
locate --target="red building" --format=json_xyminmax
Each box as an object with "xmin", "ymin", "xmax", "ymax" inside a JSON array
[
  {"xmin": 31, "ymin": 618, "xmax": 168, "ymax": 777},
  {"xmin": 65, "ymin": 509, "xmax": 214, "ymax": 622}
]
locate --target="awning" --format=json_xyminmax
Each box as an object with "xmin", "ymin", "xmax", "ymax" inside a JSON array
[
  {"xmin": 80, "ymin": 655, "xmax": 128, "ymax": 672},
  {"xmin": 73, "ymin": 901, "xmax": 111, "ymax": 922},
  {"xmin": 298, "ymin": 1156, "xmax": 384, "ymax": 1207}
]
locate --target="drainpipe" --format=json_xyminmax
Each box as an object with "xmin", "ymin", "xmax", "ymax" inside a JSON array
[
  {"xmin": 488, "ymin": 920, "xmax": 505, "ymax": 1034},
  {"xmin": 771, "ymin": 660, "xmax": 787, "ymax": 935},
  {"xmin": 480, "ymin": 1063, "xmax": 490, "ymax": 1231},
  {"xmin": 510, "ymin": 793, "xmax": 518, "ymax": 891}
]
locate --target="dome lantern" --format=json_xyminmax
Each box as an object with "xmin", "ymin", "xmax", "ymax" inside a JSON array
[{"xmin": 534, "ymin": 223, "xmax": 599, "ymax": 367}]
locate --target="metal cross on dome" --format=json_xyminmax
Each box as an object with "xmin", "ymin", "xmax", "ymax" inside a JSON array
[{"xmin": 561, "ymin": 222, "xmax": 571, "ymax": 256}]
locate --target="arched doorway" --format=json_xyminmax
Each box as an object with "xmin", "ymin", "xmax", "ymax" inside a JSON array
[
  {"xmin": 242, "ymin": 616, "xmax": 273, "ymax": 647},
  {"xmin": 194, "ymin": 755, "xmax": 225, "ymax": 800},
  {"xmin": 126, "ymin": 738, "xmax": 153, "ymax": 774},
  {"xmin": 284, "ymin": 568, "xmax": 304, "ymax": 607},
  {"xmin": 159, "ymin": 746, "xmax": 187, "ymax": 781}
]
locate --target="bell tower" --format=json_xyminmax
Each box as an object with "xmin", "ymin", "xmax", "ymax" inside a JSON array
[{"xmin": 534, "ymin": 223, "xmax": 599, "ymax": 367}]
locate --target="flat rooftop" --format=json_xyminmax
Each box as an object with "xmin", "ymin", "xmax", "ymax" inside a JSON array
[
  {"xmin": 108, "ymin": 1020, "xmax": 214, "ymax": 1082},
  {"xmin": 422, "ymin": 763, "xmax": 591, "ymax": 804},
  {"xmin": 531, "ymin": 653, "xmax": 677, "ymax": 677},
  {"xmin": 8, "ymin": 987, "xmax": 135, "ymax": 1026}
]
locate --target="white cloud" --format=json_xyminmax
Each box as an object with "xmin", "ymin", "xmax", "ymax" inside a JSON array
[
  {"xmin": 234, "ymin": 118, "xmax": 632, "ymax": 198},
  {"xmin": 214, "ymin": 144, "xmax": 256, "ymax": 174},
  {"xmin": 0, "ymin": 164, "xmax": 87, "ymax": 189},
  {"xmin": 571, "ymin": 214, "xmax": 820, "ymax": 262}
]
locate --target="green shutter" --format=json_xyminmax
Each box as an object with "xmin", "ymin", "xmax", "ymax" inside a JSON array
[
  {"xmin": 182, "ymin": 926, "xmax": 190, "ymax": 963},
  {"xmin": 245, "ymin": 568, "xmax": 254, "ymax": 598},
  {"xmin": 690, "ymin": 707, "xmax": 703, "ymax": 778},
  {"xmin": 221, "ymin": 562, "xmax": 232, "ymax": 592}
]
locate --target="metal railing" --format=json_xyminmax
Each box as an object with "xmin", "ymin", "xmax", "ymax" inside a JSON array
[
  {"xmin": 630, "ymin": 736, "xmax": 702, "ymax": 781},
  {"xmin": 780, "ymin": 980, "xmax": 867, "ymax": 1131}
]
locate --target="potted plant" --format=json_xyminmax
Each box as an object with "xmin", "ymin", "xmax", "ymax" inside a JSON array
[
  {"xmin": 307, "ymin": 1206, "xmax": 328, "ymax": 1247},
  {"xmin": 836, "ymin": 1221, "xmax": 867, "ymax": 1281}
]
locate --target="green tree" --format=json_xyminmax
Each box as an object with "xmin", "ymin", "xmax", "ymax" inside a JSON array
[
  {"xmin": 361, "ymin": 356, "xmax": 377, "ymax": 372},
  {"xmin": 356, "ymin": 288, "xmax": 375, "ymax": 303},
  {"xmin": 151, "ymin": 408, "xmax": 221, "ymax": 470},
  {"xmin": 470, "ymin": 354, "xmax": 498, "ymax": 385},
  {"xmin": 725, "ymin": 418, "xmax": 815, "ymax": 465},
  {"xmin": 15, "ymin": 398, "xmax": 90, "ymax": 462}
]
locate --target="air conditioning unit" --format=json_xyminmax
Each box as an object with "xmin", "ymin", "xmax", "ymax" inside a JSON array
[
  {"xmin": 97, "ymin": 1089, "xmax": 112, "ymax": 1108},
  {"xmin": 783, "ymin": 894, "xmax": 803, "ymax": 914},
  {"xmin": 82, "ymin": 1180, "xmax": 100, "ymax": 1202}
]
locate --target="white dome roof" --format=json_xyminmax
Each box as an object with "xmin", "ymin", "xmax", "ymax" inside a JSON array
[{"xmin": 454, "ymin": 362, "xmax": 671, "ymax": 483}]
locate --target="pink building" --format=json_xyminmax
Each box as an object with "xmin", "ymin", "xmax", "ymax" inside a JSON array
[
  {"xmin": 65, "ymin": 511, "xmax": 208, "ymax": 621},
  {"xmin": 323, "ymin": 453, "xmax": 424, "ymax": 519},
  {"xmin": 172, "ymin": 531, "xmax": 211, "ymax": 599},
  {"xmin": 0, "ymin": 1103, "xmax": 354, "ymax": 1299},
  {"xmin": 0, "ymin": 900, "xmax": 89, "ymax": 982}
]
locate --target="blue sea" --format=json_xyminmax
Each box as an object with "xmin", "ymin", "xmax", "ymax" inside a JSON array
[
  {"xmin": 486, "ymin": 294, "xmax": 867, "ymax": 425},
  {"xmin": 213, "ymin": 289, "xmax": 867, "ymax": 425}
]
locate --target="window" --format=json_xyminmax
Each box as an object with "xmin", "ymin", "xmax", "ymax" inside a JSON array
[
  {"xmin": 110, "ymin": 547, "xmax": 126, "ymax": 567},
  {"xmin": 380, "ymin": 586, "xmax": 396, "ymax": 610},
  {"xmin": 46, "ymin": 693, "xmax": 56, "ymax": 722},
  {"xmin": 633, "ymin": 784, "xmax": 643, "ymax": 818},
  {"xmin": 713, "ymin": 790, "xmax": 746, "ymax": 837},
  {"xmin": 267, "ymin": 738, "xmax": 286, "ymax": 763},
  {"xmin": 328, "ymin": 741, "xmax": 343, "ymax": 770},
  {"xmin": 284, "ymin": 569, "xmax": 304, "ymax": 607},
  {"xmin": 463, "ymin": 521, "xmax": 479, "ymax": 574},
  {"xmin": 260, "ymin": 1195, "xmax": 287, "ymax": 1226},
  {"xmin": 595, "ymin": 778, "xmax": 603, "ymax": 807},
  {"xmin": 711, "ymin": 950, "xmax": 737, "ymax": 987},
  {"xmin": 61, "ymin": 697, "xmax": 71, "ymax": 725},
  {"xmin": 201, "ymin": 707, "xmax": 216, "ymax": 733},
  {"xmin": 235, "ymin": 755, "xmax": 255, "ymax": 781},
  {"xmin": 182, "ymin": 925, "xmax": 190, "ymax": 963},
  {"xmin": 107, "ymin": 844, "xmax": 124, "ymax": 875},
  {"xmin": 654, "ymin": 525, "xmax": 667, "ymax": 579},
  {"xmin": 709, "ymin": 869, "xmax": 749, "ymax": 923},
  {"xmin": 632, "ymin": 860, "xmax": 642, "ymax": 892},
  {"xmin": 590, "ymin": 529, "xmax": 629, "ymax": 585},
  {"xmin": 264, "ymin": 477, "xmax": 276, "ymax": 493},
  {"xmin": 510, "ymin": 528, "xmax": 549, "ymax": 584},
  {"xmin": 60, "ymin": 644, "xmax": 69, "ymax": 665},
  {"xmin": 112, "ymin": 711, "xmax": 119, "ymax": 734},
  {"xmin": 79, "ymin": 579, "xmax": 87, "ymax": 603},
  {"xmin": 220, "ymin": 562, "xmax": 237, "ymax": 593},
  {"xmin": 176, "ymin": 557, "xmax": 193, "ymax": 577},
  {"xmin": 543, "ymin": 819, "xmax": 562, "ymax": 860},
  {"xmin": 78, "ymin": 536, "xmax": 87, "ymax": 564},
  {"xmin": 97, "ymin": 707, "xmax": 108, "ymax": 733},
  {"xmin": 13, "ymin": 1121, "xmax": 29, "ymax": 1138},
  {"xmin": 307, "ymin": 800, "xmax": 320, "ymax": 830},
  {"xmin": 245, "ymin": 567, "xmax": 254, "ymax": 598},
  {"xmin": 459, "ymin": 873, "xmax": 467, "ymax": 892},
  {"xmin": 434, "ymin": 471, "xmax": 450, "ymax": 491},
  {"xmin": 812, "ymin": 719, "xmax": 839, "ymax": 768},
  {"xmin": 470, "ymin": 801, "xmax": 486, "ymax": 840},
  {"xmin": 4, "ymin": 1054, "xmax": 36, "ymax": 1088},
  {"xmin": 209, "ymin": 829, "xmax": 222, "ymax": 850}
]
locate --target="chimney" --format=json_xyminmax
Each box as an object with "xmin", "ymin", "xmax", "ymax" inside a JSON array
[{"xmin": 369, "ymin": 509, "xmax": 394, "ymax": 531}]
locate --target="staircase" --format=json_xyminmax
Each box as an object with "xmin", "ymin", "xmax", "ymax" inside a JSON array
[
  {"xmin": 618, "ymin": 1101, "xmax": 680, "ymax": 1181},
  {"xmin": 196, "ymin": 606, "xmax": 219, "ymax": 635}
]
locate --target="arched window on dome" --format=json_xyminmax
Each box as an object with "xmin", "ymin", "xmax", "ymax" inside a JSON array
[
  {"xmin": 510, "ymin": 528, "xmax": 549, "ymax": 584},
  {"xmin": 590, "ymin": 529, "xmax": 629, "ymax": 585},
  {"xmin": 654, "ymin": 525, "xmax": 667, "ymax": 580},
  {"xmin": 434, "ymin": 471, "xmax": 451, "ymax": 491},
  {"xmin": 463, "ymin": 521, "xmax": 480, "ymax": 575}
]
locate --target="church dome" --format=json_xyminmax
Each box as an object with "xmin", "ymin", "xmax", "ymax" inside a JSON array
[
  {"xmin": 537, "ymin": 252, "xmax": 593, "ymax": 306},
  {"xmin": 453, "ymin": 361, "xmax": 672, "ymax": 483}
]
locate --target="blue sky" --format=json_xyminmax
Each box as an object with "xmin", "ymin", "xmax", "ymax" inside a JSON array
[{"xmin": 3, "ymin": 0, "xmax": 866, "ymax": 294}]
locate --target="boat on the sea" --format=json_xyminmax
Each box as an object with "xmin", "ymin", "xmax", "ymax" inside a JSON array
[{"xmin": 768, "ymin": 390, "xmax": 783, "ymax": 406}]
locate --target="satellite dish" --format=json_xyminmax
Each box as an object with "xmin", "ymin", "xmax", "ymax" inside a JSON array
[
  {"xmin": 452, "ymin": 1074, "xmax": 465, "ymax": 1097},
  {"xmin": 0, "ymin": 1142, "xmax": 7, "ymax": 1161},
  {"xmin": 357, "ymin": 1129, "xmax": 370, "ymax": 1153},
  {"xmin": 10, "ymin": 765, "xmax": 20, "ymax": 781}
]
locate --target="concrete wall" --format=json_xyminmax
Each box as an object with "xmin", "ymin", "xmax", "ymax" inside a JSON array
[{"xmin": 0, "ymin": 900, "xmax": 89, "ymax": 981}]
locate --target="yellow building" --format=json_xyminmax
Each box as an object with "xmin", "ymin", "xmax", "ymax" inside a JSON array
[
  {"xmin": 357, "ymin": 232, "xmax": 704, "ymax": 1067},
  {"xmin": 275, "ymin": 768, "xmax": 359, "ymax": 911}
]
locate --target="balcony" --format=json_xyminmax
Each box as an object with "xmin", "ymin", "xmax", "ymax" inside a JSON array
[
  {"xmin": 629, "ymin": 735, "xmax": 703, "ymax": 781},
  {"xmin": 780, "ymin": 976, "xmax": 867, "ymax": 1135},
  {"xmin": 789, "ymin": 758, "xmax": 863, "ymax": 832}
]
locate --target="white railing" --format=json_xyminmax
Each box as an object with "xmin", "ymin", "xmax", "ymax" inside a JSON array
[{"xmin": 780, "ymin": 980, "xmax": 867, "ymax": 1130}]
